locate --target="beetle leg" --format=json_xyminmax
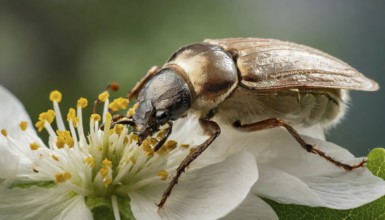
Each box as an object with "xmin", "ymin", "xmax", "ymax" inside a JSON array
[
  {"xmin": 157, "ymin": 118, "xmax": 221, "ymax": 209},
  {"xmin": 153, "ymin": 121, "xmax": 173, "ymax": 152},
  {"xmin": 233, "ymin": 118, "xmax": 366, "ymax": 171},
  {"xmin": 127, "ymin": 66, "xmax": 161, "ymax": 100},
  {"xmin": 100, "ymin": 115, "xmax": 135, "ymax": 130}
]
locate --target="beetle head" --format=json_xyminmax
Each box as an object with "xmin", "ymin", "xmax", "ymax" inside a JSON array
[{"xmin": 133, "ymin": 68, "xmax": 192, "ymax": 143}]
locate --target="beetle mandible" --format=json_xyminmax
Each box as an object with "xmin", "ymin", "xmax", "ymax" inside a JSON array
[{"xmin": 119, "ymin": 38, "xmax": 379, "ymax": 208}]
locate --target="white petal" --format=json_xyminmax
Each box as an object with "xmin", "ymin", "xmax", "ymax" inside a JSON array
[
  {"xmin": 0, "ymin": 138, "xmax": 19, "ymax": 178},
  {"xmin": 0, "ymin": 185, "xmax": 89, "ymax": 219},
  {"xmin": 55, "ymin": 195, "xmax": 93, "ymax": 220},
  {"xmin": 253, "ymin": 135, "xmax": 385, "ymax": 209},
  {"xmin": 130, "ymin": 152, "xmax": 258, "ymax": 220},
  {"xmin": 0, "ymin": 86, "xmax": 36, "ymax": 137},
  {"xmin": 221, "ymin": 193, "xmax": 278, "ymax": 220}
]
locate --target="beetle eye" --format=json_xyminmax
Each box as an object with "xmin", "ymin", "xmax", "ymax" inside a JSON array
[{"xmin": 155, "ymin": 110, "xmax": 169, "ymax": 125}]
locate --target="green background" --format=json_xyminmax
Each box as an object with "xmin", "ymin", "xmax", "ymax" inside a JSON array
[{"xmin": 1, "ymin": 0, "xmax": 384, "ymax": 156}]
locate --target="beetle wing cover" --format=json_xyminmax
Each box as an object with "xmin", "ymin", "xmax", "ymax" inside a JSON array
[{"xmin": 205, "ymin": 38, "xmax": 378, "ymax": 91}]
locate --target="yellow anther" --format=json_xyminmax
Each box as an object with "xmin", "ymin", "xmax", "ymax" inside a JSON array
[
  {"xmin": 156, "ymin": 129, "xmax": 168, "ymax": 140},
  {"xmin": 51, "ymin": 154, "xmax": 59, "ymax": 161},
  {"xmin": 19, "ymin": 121, "xmax": 28, "ymax": 131},
  {"xmin": 55, "ymin": 172, "xmax": 72, "ymax": 183},
  {"xmin": 123, "ymin": 136, "xmax": 129, "ymax": 145},
  {"xmin": 49, "ymin": 90, "xmax": 62, "ymax": 102},
  {"xmin": 181, "ymin": 143, "xmax": 190, "ymax": 148},
  {"xmin": 164, "ymin": 140, "xmax": 177, "ymax": 151},
  {"xmin": 98, "ymin": 91, "xmax": 109, "ymax": 102},
  {"xmin": 84, "ymin": 157, "xmax": 95, "ymax": 168},
  {"xmin": 157, "ymin": 170, "xmax": 169, "ymax": 181},
  {"xmin": 109, "ymin": 97, "xmax": 129, "ymax": 112},
  {"xmin": 39, "ymin": 110, "xmax": 56, "ymax": 123},
  {"xmin": 56, "ymin": 137, "xmax": 65, "ymax": 149},
  {"xmin": 91, "ymin": 114, "xmax": 101, "ymax": 122},
  {"xmin": 35, "ymin": 121, "xmax": 45, "ymax": 132},
  {"xmin": 102, "ymin": 158, "xmax": 112, "ymax": 168},
  {"xmin": 1, "ymin": 129, "xmax": 7, "ymax": 137},
  {"xmin": 77, "ymin": 97, "xmax": 88, "ymax": 108},
  {"xmin": 63, "ymin": 172, "xmax": 72, "ymax": 180},
  {"xmin": 127, "ymin": 103, "xmax": 139, "ymax": 117},
  {"xmin": 67, "ymin": 108, "xmax": 76, "ymax": 121},
  {"xmin": 141, "ymin": 140, "xmax": 154, "ymax": 154},
  {"xmin": 129, "ymin": 156, "xmax": 136, "ymax": 165},
  {"xmin": 114, "ymin": 124, "xmax": 123, "ymax": 135},
  {"xmin": 99, "ymin": 167, "xmax": 108, "ymax": 177},
  {"xmin": 130, "ymin": 134, "xmax": 139, "ymax": 142},
  {"xmin": 103, "ymin": 177, "xmax": 112, "ymax": 187},
  {"xmin": 149, "ymin": 137, "xmax": 158, "ymax": 146},
  {"xmin": 30, "ymin": 143, "xmax": 40, "ymax": 150}
]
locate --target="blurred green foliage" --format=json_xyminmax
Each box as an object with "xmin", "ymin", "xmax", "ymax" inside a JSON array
[{"xmin": 1, "ymin": 0, "xmax": 384, "ymax": 155}]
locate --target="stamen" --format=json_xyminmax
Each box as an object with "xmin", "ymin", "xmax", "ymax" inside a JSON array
[
  {"xmin": 55, "ymin": 172, "xmax": 72, "ymax": 183},
  {"xmin": 30, "ymin": 143, "xmax": 40, "ymax": 150},
  {"xmin": 49, "ymin": 91, "xmax": 66, "ymax": 131},
  {"xmin": 19, "ymin": 121, "xmax": 28, "ymax": 131},
  {"xmin": 77, "ymin": 98, "xmax": 88, "ymax": 109},
  {"xmin": 84, "ymin": 157, "xmax": 95, "ymax": 168},
  {"xmin": 1, "ymin": 129, "xmax": 7, "ymax": 137},
  {"xmin": 98, "ymin": 91, "xmax": 109, "ymax": 102},
  {"xmin": 157, "ymin": 170, "xmax": 169, "ymax": 181},
  {"xmin": 181, "ymin": 144, "xmax": 190, "ymax": 148},
  {"xmin": 109, "ymin": 97, "xmax": 129, "ymax": 112},
  {"xmin": 51, "ymin": 154, "xmax": 59, "ymax": 161},
  {"xmin": 111, "ymin": 195, "xmax": 121, "ymax": 220},
  {"xmin": 49, "ymin": 90, "xmax": 62, "ymax": 102},
  {"xmin": 164, "ymin": 140, "xmax": 177, "ymax": 151},
  {"xmin": 127, "ymin": 103, "xmax": 139, "ymax": 117}
]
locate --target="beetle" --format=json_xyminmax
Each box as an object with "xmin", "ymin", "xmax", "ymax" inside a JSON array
[{"xmin": 118, "ymin": 38, "xmax": 379, "ymax": 208}]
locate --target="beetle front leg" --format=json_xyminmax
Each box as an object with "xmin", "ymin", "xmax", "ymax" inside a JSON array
[
  {"xmin": 233, "ymin": 118, "xmax": 366, "ymax": 171},
  {"xmin": 127, "ymin": 66, "xmax": 161, "ymax": 100},
  {"xmin": 157, "ymin": 118, "xmax": 221, "ymax": 209}
]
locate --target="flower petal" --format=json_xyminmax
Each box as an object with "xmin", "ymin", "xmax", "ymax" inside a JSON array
[
  {"xmin": 0, "ymin": 185, "xmax": 90, "ymax": 219},
  {"xmin": 130, "ymin": 152, "xmax": 258, "ymax": 220},
  {"xmin": 0, "ymin": 86, "xmax": 36, "ymax": 137},
  {"xmin": 221, "ymin": 193, "xmax": 278, "ymax": 220},
  {"xmin": 253, "ymin": 135, "xmax": 385, "ymax": 209}
]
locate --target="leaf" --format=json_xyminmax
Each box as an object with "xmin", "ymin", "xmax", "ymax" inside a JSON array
[
  {"xmin": 367, "ymin": 148, "xmax": 385, "ymax": 180},
  {"xmin": 266, "ymin": 147, "xmax": 385, "ymax": 220}
]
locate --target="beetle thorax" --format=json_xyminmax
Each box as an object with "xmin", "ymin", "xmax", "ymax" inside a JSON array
[{"xmin": 165, "ymin": 43, "xmax": 239, "ymax": 113}]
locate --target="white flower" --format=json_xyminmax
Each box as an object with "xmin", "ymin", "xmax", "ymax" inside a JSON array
[
  {"xmin": 0, "ymin": 86, "xmax": 258, "ymax": 220},
  {"xmin": 207, "ymin": 121, "xmax": 385, "ymax": 219}
]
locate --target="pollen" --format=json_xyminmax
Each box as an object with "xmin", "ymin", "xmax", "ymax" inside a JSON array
[
  {"xmin": 103, "ymin": 177, "xmax": 112, "ymax": 187},
  {"xmin": 91, "ymin": 114, "xmax": 101, "ymax": 122},
  {"xmin": 181, "ymin": 143, "xmax": 190, "ymax": 148},
  {"xmin": 98, "ymin": 91, "xmax": 109, "ymax": 102},
  {"xmin": 164, "ymin": 140, "xmax": 177, "ymax": 151},
  {"xmin": 141, "ymin": 140, "xmax": 154, "ymax": 154},
  {"xmin": 1, "ymin": 129, "xmax": 7, "ymax": 137},
  {"xmin": 30, "ymin": 142, "xmax": 40, "ymax": 150},
  {"xmin": 84, "ymin": 157, "xmax": 95, "ymax": 168},
  {"xmin": 49, "ymin": 90, "xmax": 62, "ymax": 102},
  {"xmin": 99, "ymin": 167, "xmax": 108, "ymax": 177},
  {"xmin": 38, "ymin": 110, "xmax": 56, "ymax": 124},
  {"xmin": 102, "ymin": 158, "xmax": 113, "ymax": 168},
  {"xmin": 109, "ymin": 97, "xmax": 129, "ymax": 112},
  {"xmin": 55, "ymin": 172, "xmax": 72, "ymax": 183},
  {"xmin": 127, "ymin": 103, "xmax": 139, "ymax": 117},
  {"xmin": 114, "ymin": 124, "xmax": 123, "ymax": 135},
  {"xmin": 35, "ymin": 121, "xmax": 45, "ymax": 132},
  {"xmin": 19, "ymin": 121, "xmax": 28, "ymax": 131},
  {"xmin": 157, "ymin": 170, "xmax": 169, "ymax": 181},
  {"xmin": 51, "ymin": 154, "xmax": 59, "ymax": 161},
  {"xmin": 67, "ymin": 108, "xmax": 79, "ymax": 126},
  {"xmin": 56, "ymin": 130, "xmax": 74, "ymax": 148},
  {"xmin": 77, "ymin": 97, "xmax": 88, "ymax": 108}
]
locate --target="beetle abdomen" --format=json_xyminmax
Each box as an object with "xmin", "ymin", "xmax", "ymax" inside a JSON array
[{"xmin": 216, "ymin": 87, "xmax": 347, "ymax": 128}]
